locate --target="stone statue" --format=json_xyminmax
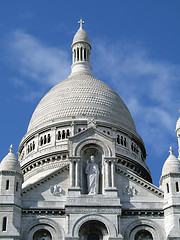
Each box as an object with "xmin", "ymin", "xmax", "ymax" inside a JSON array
[{"xmin": 85, "ymin": 155, "xmax": 99, "ymax": 194}]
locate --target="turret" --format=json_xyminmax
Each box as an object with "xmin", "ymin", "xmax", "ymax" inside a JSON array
[
  {"xmin": 160, "ymin": 146, "xmax": 180, "ymax": 239},
  {"xmin": 0, "ymin": 145, "xmax": 23, "ymax": 239},
  {"xmin": 71, "ymin": 19, "xmax": 92, "ymax": 75}
]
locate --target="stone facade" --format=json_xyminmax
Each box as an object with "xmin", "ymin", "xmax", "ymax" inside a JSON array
[{"xmin": 0, "ymin": 20, "xmax": 180, "ymax": 240}]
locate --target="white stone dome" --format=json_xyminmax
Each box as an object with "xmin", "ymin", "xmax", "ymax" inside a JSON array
[
  {"xmin": 0, "ymin": 145, "xmax": 22, "ymax": 174},
  {"xmin": 72, "ymin": 27, "xmax": 90, "ymax": 47},
  {"xmin": 27, "ymin": 73, "xmax": 136, "ymax": 133},
  {"xmin": 162, "ymin": 147, "xmax": 180, "ymax": 176}
]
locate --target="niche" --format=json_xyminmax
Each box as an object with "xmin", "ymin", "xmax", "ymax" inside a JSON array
[{"xmin": 81, "ymin": 144, "xmax": 103, "ymax": 194}]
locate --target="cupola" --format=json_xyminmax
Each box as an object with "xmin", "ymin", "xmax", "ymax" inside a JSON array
[
  {"xmin": 0, "ymin": 145, "xmax": 22, "ymax": 174},
  {"xmin": 161, "ymin": 147, "xmax": 180, "ymax": 177},
  {"xmin": 71, "ymin": 19, "xmax": 92, "ymax": 74}
]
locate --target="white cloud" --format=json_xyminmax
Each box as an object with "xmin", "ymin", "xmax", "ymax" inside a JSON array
[
  {"xmin": 92, "ymin": 39, "xmax": 180, "ymax": 157},
  {"xmin": 7, "ymin": 30, "xmax": 71, "ymax": 86}
]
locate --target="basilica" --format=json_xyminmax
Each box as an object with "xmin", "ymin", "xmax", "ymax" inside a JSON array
[{"xmin": 0, "ymin": 20, "xmax": 180, "ymax": 240}]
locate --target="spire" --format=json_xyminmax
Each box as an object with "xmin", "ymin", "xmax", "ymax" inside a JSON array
[
  {"xmin": 9, "ymin": 144, "xmax": 13, "ymax": 153},
  {"xmin": 71, "ymin": 19, "xmax": 92, "ymax": 75},
  {"xmin": 169, "ymin": 146, "xmax": 173, "ymax": 155}
]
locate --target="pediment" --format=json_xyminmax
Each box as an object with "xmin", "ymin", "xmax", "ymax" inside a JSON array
[
  {"xmin": 115, "ymin": 164, "xmax": 164, "ymax": 199},
  {"xmin": 22, "ymin": 164, "xmax": 69, "ymax": 196},
  {"xmin": 69, "ymin": 127, "xmax": 116, "ymax": 157}
]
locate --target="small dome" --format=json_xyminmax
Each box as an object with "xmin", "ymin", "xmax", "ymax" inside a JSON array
[
  {"xmin": 72, "ymin": 27, "xmax": 90, "ymax": 47},
  {"xmin": 176, "ymin": 117, "xmax": 180, "ymax": 131},
  {"xmin": 162, "ymin": 147, "xmax": 180, "ymax": 176},
  {"xmin": 0, "ymin": 145, "xmax": 22, "ymax": 174}
]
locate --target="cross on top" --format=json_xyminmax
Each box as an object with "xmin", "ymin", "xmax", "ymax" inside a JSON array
[{"xmin": 78, "ymin": 18, "xmax": 84, "ymax": 28}]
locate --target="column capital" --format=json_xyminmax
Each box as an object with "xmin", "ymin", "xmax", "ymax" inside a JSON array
[
  {"xmin": 104, "ymin": 157, "xmax": 117, "ymax": 163},
  {"xmin": 69, "ymin": 156, "xmax": 81, "ymax": 162}
]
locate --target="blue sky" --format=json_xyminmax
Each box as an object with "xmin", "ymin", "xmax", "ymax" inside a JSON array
[{"xmin": 0, "ymin": 0, "xmax": 180, "ymax": 186}]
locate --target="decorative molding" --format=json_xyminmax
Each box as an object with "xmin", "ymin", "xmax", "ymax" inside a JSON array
[
  {"xmin": 22, "ymin": 209, "xmax": 65, "ymax": 215},
  {"xmin": 115, "ymin": 165, "xmax": 164, "ymax": 197},
  {"xmin": 22, "ymin": 164, "xmax": 69, "ymax": 195},
  {"xmin": 116, "ymin": 156, "xmax": 152, "ymax": 182},
  {"xmin": 66, "ymin": 196, "xmax": 120, "ymax": 206},
  {"xmin": 122, "ymin": 209, "xmax": 164, "ymax": 217},
  {"xmin": 66, "ymin": 207, "xmax": 121, "ymax": 214}
]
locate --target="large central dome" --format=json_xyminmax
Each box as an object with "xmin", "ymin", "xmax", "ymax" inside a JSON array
[
  {"xmin": 27, "ymin": 22, "xmax": 136, "ymax": 134},
  {"xmin": 27, "ymin": 73, "xmax": 136, "ymax": 133},
  {"xmin": 19, "ymin": 21, "xmax": 151, "ymax": 186}
]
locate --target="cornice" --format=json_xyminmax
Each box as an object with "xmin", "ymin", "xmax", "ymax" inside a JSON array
[
  {"xmin": 22, "ymin": 164, "xmax": 69, "ymax": 195},
  {"xmin": 115, "ymin": 164, "xmax": 164, "ymax": 197}
]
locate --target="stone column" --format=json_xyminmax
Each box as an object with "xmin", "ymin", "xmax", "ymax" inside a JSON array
[
  {"xmin": 69, "ymin": 158, "xmax": 75, "ymax": 187},
  {"xmin": 110, "ymin": 159, "xmax": 117, "ymax": 188},
  {"xmin": 68, "ymin": 157, "xmax": 81, "ymax": 196},
  {"xmin": 71, "ymin": 122, "xmax": 75, "ymax": 136},
  {"xmin": 104, "ymin": 157, "xmax": 118, "ymax": 196},
  {"xmin": 51, "ymin": 127, "xmax": 56, "ymax": 147},
  {"xmin": 75, "ymin": 159, "xmax": 80, "ymax": 188},
  {"xmin": 105, "ymin": 160, "xmax": 110, "ymax": 188}
]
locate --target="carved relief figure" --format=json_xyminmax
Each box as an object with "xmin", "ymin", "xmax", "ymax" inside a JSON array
[
  {"xmin": 50, "ymin": 184, "xmax": 62, "ymax": 196},
  {"xmin": 85, "ymin": 155, "xmax": 99, "ymax": 194}
]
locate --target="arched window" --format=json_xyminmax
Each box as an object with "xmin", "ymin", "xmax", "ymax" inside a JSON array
[
  {"xmin": 135, "ymin": 230, "xmax": 153, "ymax": 240},
  {"xmin": 40, "ymin": 137, "xmax": 43, "ymax": 146},
  {"xmin": 176, "ymin": 182, "xmax": 179, "ymax": 192},
  {"xmin": 117, "ymin": 135, "xmax": 120, "ymax": 144},
  {"xmin": 30, "ymin": 143, "xmax": 32, "ymax": 151},
  {"xmin": 2, "ymin": 217, "xmax": 7, "ymax": 231},
  {"xmin": 84, "ymin": 48, "xmax": 86, "ymax": 61},
  {"xmin": 77, "ymin": 48, "xmax": 79, "ymax": 61},
  {"xmin": 78, "ymin": 128, "xmax": 81, "ymax": 133},
  {"xmin": 120, "ymin": 136, "xmax": 123, "ymax": 145},
  {"xmin": 16, "ymin": 182, "xmax": 19, "ymax": 192},
  {"xmin": 80, "ymin": 47, "xmax": 83, "ymax": 61},
  {"xmin": 167, "ymin": 183, "xmax": 170, "ymax": 193},
  {"xmin": 33, "ymin": 141, "xmax": 35, "ymax": 150},
  {"xmin": 33, "ymin": 229, "xmax": 52, "ymax": 240},
  {"xmin": 27, "ymin": 145, "xmax": 30, "ymax": 153},
  {"xmin": 57, "ymin": 131, "xmax": 61, "ymax": 140},
  {"xmin": 6, "ymin": 180, "xmax": 9, "ymax": 190},
  {"xmin": 47, "ymin": 134, "xmax": 51, "ymax": 143},
  {"xmin": 66, "ymin": 129, "xmax": 70, "ymax": 138},
  {"xmin": 124, "ymin": 138, "xmax": 127, "ymax": 147},
  {"xmin": 62, "ymin": 130, "xmax": 66, "ymax": 139},
  {"xmin": 44, "ymin": 135, "xmax": 47, "ymax": 144}
]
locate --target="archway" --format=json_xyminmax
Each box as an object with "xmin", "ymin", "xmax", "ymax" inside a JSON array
[
  {"xmin": 135, "ymin": 230, "xmax": 153, "ymax": 240},
  {"xmin": 33, "ymin": 229, "xmax": 52, "ymax": 240},
  {"xmin": 78, "ymin": 220, "xmax": 109, "ymax": 240}
]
